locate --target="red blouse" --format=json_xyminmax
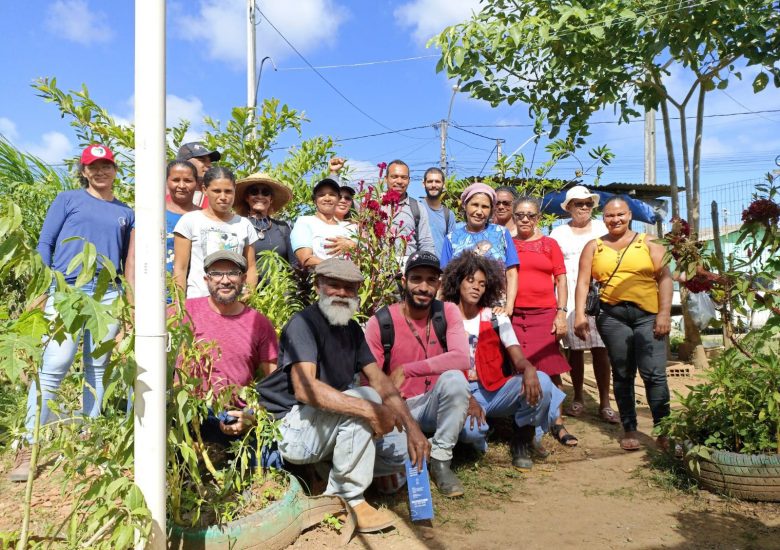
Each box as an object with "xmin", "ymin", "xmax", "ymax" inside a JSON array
[{"xmin": 513, "ymin": 236, "xmax": 566, "ymax": 308}]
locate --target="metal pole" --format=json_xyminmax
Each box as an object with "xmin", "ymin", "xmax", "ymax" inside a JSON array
[
  {"xmin": 496, "ymin": 139, "xmax": 503, "ymax": 163},
  {"xmin": 644, "ymin": 109, "xmax": 656, "ymax": 185},
  {"xmin": 439, "ymin": 119, "xmax": 448, "ymax": 175},
  {"xmin": 247, "ymin": 0, "xmax": 257, "ymax": 127},
  {"xmin": 134, "ymin": 1, "xmax": 167, "ymax": 548}
]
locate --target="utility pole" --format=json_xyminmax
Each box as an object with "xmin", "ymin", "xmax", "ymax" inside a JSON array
[
  {"xmin": 439, "ymin": 119, "xmax": 448, "ymax": 175},
  {"xmin": 496, "ymin": 139, "xmax": 503, "ymax": 163},
  {"xmin": 247, "ymin": 0, "xmax": 257, "ymax": 129},
  {"xmin": 644, "ymin": 109, "xmax": 656, "ymax": 186}
]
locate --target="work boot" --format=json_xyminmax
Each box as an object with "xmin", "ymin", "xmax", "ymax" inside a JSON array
[
  {"xmin": 350, "ymin": 501, "xmax": 396, "ymax": 533},
  {"xmin": 511, "ymin": 425, "xmax": 535, "ymax": 472},
  {"xmin": 7, "ymin": 445, "xmax": 33, "ymax": 482},
  {"xmin": 531, "ymin": 438, "xmax": 550, "ymax": 459},
  {"xmin": 430, "ymin": 458, "xmax": 464, "ymax": 497}
]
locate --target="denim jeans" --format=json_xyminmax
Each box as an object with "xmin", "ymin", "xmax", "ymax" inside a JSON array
[
  {"xmin": 278, "ymin": 386, "xmax": 381, "ymax": 506},
  {"xmin": 596, "ymin": 302, "xmax": 670, "ymax": 433},
  {"xmin": 459, "ymin": 372, "xmax": 565, "ymax": 452},
  {"xmin": 24, "ymin": 281, "xmax": 120, "ymax": 443},
  {"xmin": 374, "ymin": 369, "xmax": 470, "ymax": 475}
]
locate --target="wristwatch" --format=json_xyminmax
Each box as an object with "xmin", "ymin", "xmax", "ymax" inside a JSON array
[{"xmin": 556, "ymin": 307, "xmax": 568, "ymax": 312}]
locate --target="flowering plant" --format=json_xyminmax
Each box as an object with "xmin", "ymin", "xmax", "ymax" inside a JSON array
[{"xmin": 345, "ymin": 174, "xmax": 412, "ymax": 320}]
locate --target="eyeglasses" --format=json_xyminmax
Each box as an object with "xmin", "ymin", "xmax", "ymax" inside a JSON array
[
  {"xmin": 571, "ymin": 201, "xmax": 594, "ymax": 208},
  {"xmin": 513, "ymin": 212, "xmax": 539, "ymax": 220},
  {"xmin": 246, "ymin": 185, "xmax": 272, "ymax": 196},
  {"xmin": 496, "ymin": 200, "xmax": 513, "ymax": 207},
  {"xmin": 206, "ymin": 270, "xmax": 243, "ymax": 280}
]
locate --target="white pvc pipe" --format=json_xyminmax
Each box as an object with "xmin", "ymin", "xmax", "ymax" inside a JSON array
[{"xmin": 134, "ymin": 1, "xmax": 167, "ymax": 548}]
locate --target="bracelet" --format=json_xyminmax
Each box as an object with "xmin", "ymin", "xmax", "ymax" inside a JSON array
[{"xmin": 556, "ymin": 307, "xmax": 568, "ymax": 312}]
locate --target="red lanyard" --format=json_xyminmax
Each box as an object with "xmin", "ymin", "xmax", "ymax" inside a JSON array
[{"xmin": 402, "ymin": 307, "xmax": 431, "ymax": 359}]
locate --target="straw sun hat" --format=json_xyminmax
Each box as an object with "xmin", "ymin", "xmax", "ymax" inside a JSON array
[{"xmin": 234, "ymin": 172, "xmax": 293, "ymax": 217}]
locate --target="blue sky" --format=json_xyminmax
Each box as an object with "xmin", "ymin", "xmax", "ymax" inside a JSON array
[{"xmin": 2, "ymin": 0, "xmax": 779, "ymax": 204}]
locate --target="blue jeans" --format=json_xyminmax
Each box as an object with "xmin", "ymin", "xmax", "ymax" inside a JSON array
[
  {"xmin": 596, "ymin": 302, "xmax": 670, "ymax": 433},
  {"xmin": 459, "ymin": 372, "xmax": 564, "ymax": 452},
  {"xmin": 24, "ymin": 281, "xmax": 120, "ymax": 442}
]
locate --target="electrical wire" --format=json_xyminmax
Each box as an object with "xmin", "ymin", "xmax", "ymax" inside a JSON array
[
  {"xmin": 478, "ymin": 143, "xmax": 498, "ymax": 177},
  {"xmin": 278, "ymin": 55, "xmax": 438, "ymax": 71}
]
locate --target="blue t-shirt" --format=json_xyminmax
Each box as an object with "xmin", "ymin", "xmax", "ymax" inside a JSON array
[
  {"xmin": 166, "ymin": 210, "xmax": 184, "ymax": 273},
  {"xmin": 421, "ymin": 201, "xmax": 457, "ymax": 257},
  {"xmin": 37, "ymin": 189, "xmax": 135, "ymax": 284},
  {"xmin": 440, "ymin": 222, "xmax": 519, "ymax": 269}
]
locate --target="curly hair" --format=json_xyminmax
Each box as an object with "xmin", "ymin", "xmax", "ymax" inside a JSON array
[{"xmin": 441, "ymin": 252, "xmax": 506, "ymax": 308}]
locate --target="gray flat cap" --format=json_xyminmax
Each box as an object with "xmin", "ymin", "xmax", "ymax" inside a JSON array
[
  {"xmin": 203, "ymin": 250, "xmax": 247, "ymax": 272},
  {"xmin": 314, "ymin": 257, "xmax": 364, "ymax": 283}
]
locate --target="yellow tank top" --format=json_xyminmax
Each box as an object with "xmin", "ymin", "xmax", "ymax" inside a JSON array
[{"xmin": 591, "ymin": 233, "xmax": 658, "ymax": 313}]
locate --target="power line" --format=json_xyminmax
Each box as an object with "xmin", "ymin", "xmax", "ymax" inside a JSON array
[
  {"xmin": 278, "ymin": 54, "xmax": 438, "ymax": 71},
  {"xmin": 255, "ymin": 7, "xmax": 413, "ymax": 136},
  {"xmin": 478, "ymin": 143, "xmax": 498, "ymax": 177},
  {"xmin": 449, "ymin": 124, "xmax": 502, "ymax": 141}
]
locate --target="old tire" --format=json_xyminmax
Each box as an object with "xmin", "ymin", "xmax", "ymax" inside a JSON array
[
  {"xmin": 168, "ymin": 475, "xmax": 306, "ymax": 550},
  {"xmin": 688, "ymin": 447, "xmax": 780, "ymax": 502}
]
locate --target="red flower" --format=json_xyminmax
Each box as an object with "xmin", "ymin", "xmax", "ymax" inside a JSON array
[
  {"xmin": 366, "ymin": 199, "xmax": 381, "ymax": 212},
  {"xmin": 377, "ymin": 162, "xmax": 387, "ymax": 179},
  {"xmin": 373, "ymin": 221, "xmax": 387, "ymax": 238},
  {"xmin": 670, "ymin": 217, "xmax": 691, "ymax": 237},
  {"xmin": 742, "ymin": 198, "xmax": 780, "ymax": 225},
  {"xmin": 684, "ymin": 274, "xmax": 714, "ymax": 293},
  {"xmin": 381, "ymin": 189, "xmax": 402, "ymax": 206},
  {"xmin": 357, "ymin": 180, "xmax": 366, "ymax": 193}
]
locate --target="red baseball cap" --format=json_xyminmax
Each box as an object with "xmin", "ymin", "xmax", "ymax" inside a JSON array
[{"xmin": 80, "ymin": 144, "xmax": 116, "ymax": 165}]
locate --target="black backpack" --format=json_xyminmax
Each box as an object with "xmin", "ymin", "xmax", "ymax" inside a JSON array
[
  {"xmin": 409, "ymin": 199, "xmax": 452, "ymax": 238},
  {"xmin": 375, "ymin": 300, "xmax": 448, "ymax": 372}
]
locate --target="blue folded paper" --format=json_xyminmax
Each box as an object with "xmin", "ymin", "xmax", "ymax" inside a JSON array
[{"xmin": 405, "ymin": 458, "xmax": 434, "ymax": 521}]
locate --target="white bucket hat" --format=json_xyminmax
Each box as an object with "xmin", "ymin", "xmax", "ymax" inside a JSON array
[{"xmin": 561, "ymin": 185, "xmax": 600, "ymax": 211}]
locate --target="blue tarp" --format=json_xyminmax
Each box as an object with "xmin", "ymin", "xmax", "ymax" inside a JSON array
[{"xmin": 541, "ymin": 189, "xmax": 660, "ymax": 224}]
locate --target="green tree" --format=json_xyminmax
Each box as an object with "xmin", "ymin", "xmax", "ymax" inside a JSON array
[{"xmin": 432, "ymin": 0, "xmax": 780, "ymax": 366}]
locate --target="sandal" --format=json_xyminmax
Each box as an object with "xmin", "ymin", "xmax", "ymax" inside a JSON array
[
  {"xmin": 620, "ymin": 435, "xmax": 641, "ymax": 451},
  {"xmin": 599, "ymin": 407, "xmax": 620, "ymax": 424},
  {"xmin": 551, "ymin": 424, "xmax": 578, "ymax": 447},
  {"xmin": 564, "ymin": 401, "xmax": 585, "ymax": 418}
]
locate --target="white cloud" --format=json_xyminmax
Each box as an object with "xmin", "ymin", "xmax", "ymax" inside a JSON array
[
  {"xmin": 45, "ymin": 0, "xmax": 113, "ymax": 45},
  {"xmin": 0, "ymin": 117, "xmax": 19, "ymax": 140},
  {"xmin": 180, "ymin": 0, "xmax": 347, "ymax": 68},
  {"xmin": 111, "ymin": 94, "xmax": 209, "ymax": 142},
  {"xmin": 394, "ymin": 0, "xmax": 481, "ymax": 45},
  {"xmin": 25, "ymin": 132, "xmax": 73, "ymax": 164},
  {"xmin": 342, "ymin": 159, "xmax": 381, "ymax": 184}
]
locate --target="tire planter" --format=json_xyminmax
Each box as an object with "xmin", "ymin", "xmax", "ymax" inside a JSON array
[
  {"xmin": 686, "ymin": 447, "xmax": 780, "ymax": 502},
  {"xmin": 168, "ymin": 475, "xmax": 354, "ymax": 549}
]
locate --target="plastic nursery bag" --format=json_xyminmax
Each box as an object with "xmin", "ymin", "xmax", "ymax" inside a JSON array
[
  {"xmin": 688, "ymin": 292, "xmax": 717, "ymax": 330},
  {"xmin": 405, "ymin": 458, "xmax": 434, "ymax": 521}
]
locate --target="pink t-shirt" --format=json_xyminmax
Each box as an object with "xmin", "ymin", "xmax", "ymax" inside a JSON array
[
  {"xmin": 184, "ymin": 297, "xmax": 278, "ymax": 395},
  {"xmin": 365, "ymin": 302, "xmax": 469, "ymax": 399}
]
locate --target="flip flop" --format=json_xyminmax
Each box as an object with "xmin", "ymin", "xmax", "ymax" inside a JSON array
[
  {"xmin": 551, "ymin": 424, "xmax": 579, "ymax": 447},
  {"xmin": 620, "ymin": 436, "xmax": 641, "ymax": 451},
  {"xmin": 564, "ymin": 401, "xmax": 585, "ymax": 417},
  {"xmin": 599, "ymin": 407, "xmax": 621, "ymax": 424}
]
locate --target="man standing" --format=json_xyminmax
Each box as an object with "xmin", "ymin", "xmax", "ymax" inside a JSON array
[
  {"xmin": 384, "ymin": 160, "xmax": 436, "ymax": 264},
  {"xmin": 420, "ymin": 167, "xmax": 457, "ymax": 256},
  {"xmin": 257, "ymin": 258, "xmax": 431, "ymax": 533},
  {"xmin": 183, "ymin": 250, "xmax": 278, "ymax": 443},
  {"xmin": 365, "ymin": 251, "xmax": 471, "ymax": 497},
  {"xmin": 176, "ymin": 141, "xmax": 222, "ymax": 208}
]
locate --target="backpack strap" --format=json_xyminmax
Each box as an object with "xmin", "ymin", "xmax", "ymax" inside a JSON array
[
  {"xmin": 442, "ymin": 205, "xmax": 452, "ymax": 235},
  {"xmin": 375, "ymin": 305, "xmax": 394, "ymax": 373},
  {"xmin": 430, "ymin": 300, "xmax": 448, "ymax": 352},
  {"xmin": 408, "ymin": 198, "xmax": 422, "ymax": 247}
]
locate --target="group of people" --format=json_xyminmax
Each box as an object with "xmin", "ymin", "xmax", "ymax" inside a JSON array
[{"xmin": 9, "ymin": 142, "xmax": 674, "ymax": 535}]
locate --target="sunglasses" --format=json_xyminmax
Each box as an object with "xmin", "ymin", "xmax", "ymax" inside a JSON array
[
  {"xmin": 496, "ymin": 200, "xmax": 513, "ymax": 207},
  {"xmin": 513, "ymin": 212, "xmax": 539, "ymax": 220},
  {"xmin": 246, "ymin": 185, "xmax": 272, "ymax": 196},
  {"xmin": 571, "ymin": 201, "xmax": 594, "ymax": 208}
]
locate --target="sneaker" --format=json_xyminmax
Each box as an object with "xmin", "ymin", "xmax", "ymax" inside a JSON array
[
  {"xmin": 511, "ymin": 425, "xmax": 535, "ymax": 472},
  {"xmin": 429, "ymin": 458, "xmax": 464, "ymax": 497},
  {"xmin": 350, "ymin": 501, "xmax": 396, "ymax": 533},
  {"xmin": 7, "ymin": 446, "xmax": 33, "ymax": 483}
]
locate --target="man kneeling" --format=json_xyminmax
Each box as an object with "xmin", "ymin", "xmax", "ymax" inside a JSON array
[
  {"xmin": 258, "ymin": 258, "xmax": 430, "ymax": 533},
  {"xmin": 441, "ymin": 253, "xmax": 565, "ymax": 470}
]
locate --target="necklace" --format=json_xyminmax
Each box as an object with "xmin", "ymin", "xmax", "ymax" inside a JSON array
[
  {"xmin": 251, "ymin": 217, "xmax": 272, "ymax": 240},
  {"xmin": 402, "ymin": 304, "xmax": 431, "ymax": 359}
]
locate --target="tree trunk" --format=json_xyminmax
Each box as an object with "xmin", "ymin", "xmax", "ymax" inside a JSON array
[
  {"xmin": 677, "ymin": 104, "xmax": 695, "ymax": 228},
  {"xmin": 659, "ymin": 99, "xmax": 680, "ymax": 219}
]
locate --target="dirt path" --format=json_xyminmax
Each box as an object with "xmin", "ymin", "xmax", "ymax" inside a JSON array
[{"xmin": 292, "ymin": 376, "xmax": 780, "ymax": 550}]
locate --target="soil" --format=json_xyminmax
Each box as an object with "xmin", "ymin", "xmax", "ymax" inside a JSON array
[{"xmin": 2, "ymin": 369, "xmax": 779, "ymax": 549}]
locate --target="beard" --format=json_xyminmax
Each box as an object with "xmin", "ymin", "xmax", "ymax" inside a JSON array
[
  {"xmin": 405, "ymin": 289, "xmax": 434, "ymax": 310},
  {"xmin": 425, "ymin": 187, "xmax": 442, "ymax": 200},
  {"xmin": 318, "ymin": 291, "xmax": 360, "ymax": 326},
  {"xmin": 209, "ymin": 282, "xmax": 242, "ymax": 304}
]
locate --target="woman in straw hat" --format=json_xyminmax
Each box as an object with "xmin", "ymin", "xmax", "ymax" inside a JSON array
[
  {"xmin": 549, "ymin": 186, "xmax": 619, "ymax": 425},
  {"xmin": 234, "ymin": 172, "xmax": 296, "ymax": 265}
]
